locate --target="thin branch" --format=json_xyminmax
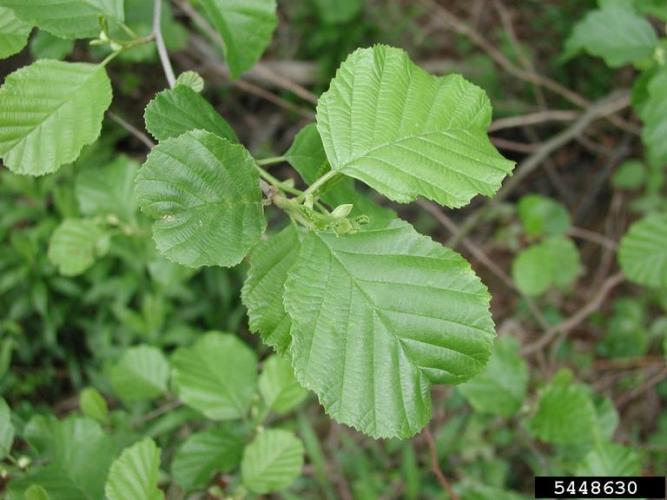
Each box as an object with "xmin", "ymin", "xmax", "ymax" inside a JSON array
[
  {"xmin": 521, "ymin": 272, "xmax": 625, "ymax": 356},
  {"xmin": 567, "ymin": 227, "xmax": 618, "ymax": 251},
  {"xmin": 154, "ymin": 0, "xmax": 176, "ymax": 88},
  {"xmin": 489, "ymin": 110, "xmax": 579, "ymax": 132},
  {"xmin": 108, "ymin": 111, "xmax": 155, "ymax": 149},
  {"xmin": 423, "ymin": 427, "xmax": 459, "ymax": 500}
]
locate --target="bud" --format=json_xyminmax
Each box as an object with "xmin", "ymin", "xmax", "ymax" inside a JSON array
[{"xmin": 330, "ymin": 203, "xmax": 353, "ymax": 219}]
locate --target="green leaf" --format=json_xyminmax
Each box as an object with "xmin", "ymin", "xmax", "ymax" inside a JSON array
[
  {"xmin": 171, "ymin": 332, "xmax": 257, "ymax": 420},
  {"xmin": 198, "ymin": 0, "xmax": 277, "ymax": 79},
  {"xmin": 517, "ymin": 194, "xmax": 570, "ymax": 238},
  {"xmin": 23, "ymin": 415, "xmax": 116, "ymax": 499},
  {"xmin": 639, "ymin": 67, "xmax": 667, "ymax": 167},
  {"xmin": 79, "ymin": 387, "xmax": 109, "ymax": 423},
  {"xmin": 286, "ymin": 123, "xmax": 395, "ymax": 227},
  {"xmin": 109, "ymin": 345, "xmax": 169, "ymax": 403},
  {"xmin": 0, "ymin": 0, "xmax": 124, "ymax": 39},
  {"xmin": 619, "ymin": 213, "xmax": 667, "ymax": 287},
  {"xmin": 47, "ymin": 219, "xmax": 109, "ymax": 276},
  {"xmin": 30, "ymin": 30, "xmax": 74, "ymax": 60},
  {"xmin": 576, "ymin": 442, "xmax": 641, "ymax": 475},
  {"xmin": 136, "ymin": 130, "xmax": 266, "ymax": 268},
  {"xmin": 612, "ymin": 159, "xmax": 645, "ymax": 189},
  {"xmin": 316, "ymin": 45, "xmax": 514, "ymax": 208},
  {"xmin": 105, "ymin": 438, "xmax": 163, "ymax": 500},
  {"xmin": 143, "ymin": 86, "xmax": 237, "ymax": 142},
  {"xmin": 242, "ymin": 225, "xmax": 301, "ymax": 353},
  {"xmin": 313, "ymin": 0, "xmax": 362, "ymax": 24},
  {"xmin": 563, "ymin": 1, "xmax": 658, "ymax": 67},
  {"xmin": 24, "ymin": 485, "xmax": 50, "ymax": 500},
  {"xmin": 284, "ymin": 220, "xmax": 494, "ymax": 438},
  {"xmin": 171, "ymin": 426, "xmax": 245, "ymax": 492},
  {"xmin": 259, "ymin": 355, "xmax": 308, "ymax": 415},
  {"xmin": 458, "ymin": 336, "xmax": 528, "ymax": 417},
  {"xmin": 0, "ymin": 60, "xmax": 112, "ymax": 175},
  {"xmin": 75, "ymin": 155, "xmax": 138, "ymax": 222},
  {"xmin": 241, "ymin": 429, "xmax": 304, "ymax": 494},
  {"xmin": 0, "ymin": 6, "xmax": 31, "ymax": 59},
  {"xmin": 512, "ymin": 236, "xmax": 581, "ymax": 296},
  {"xmin": 528, "ymin": 370, "xmax": 598, "ymax": 444},
  {"xmin": 175, "ymin": 71, "xmax": 204, "ymax": 92},
  {"xmin": 0, "ymin": 397, "xmax": 14, "ymax": 459}
]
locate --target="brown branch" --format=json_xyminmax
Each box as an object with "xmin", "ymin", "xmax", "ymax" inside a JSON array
[
  {"xmin": 489, "ymin": 110, "xmax": 579, "ymax": 132},
  {"xmin": 521, "ymin": 272, "xmax": 625, "ymax": 356},
  {"xmin": 107, "ymin": 111, "xmax": 155, "ymax": 150},
  {"xmin": 423, "ymin": 427, "xmax": 459, "ymax": 500}
]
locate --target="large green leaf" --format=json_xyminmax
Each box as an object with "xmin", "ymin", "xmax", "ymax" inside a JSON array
[
  {"xmin": 576, "ymin": 442, "xmax": 641, "ymax": 475},
  {"xmin": 0, "ymin": 7, "xmax": 31, "ymax": 59},
  {"xmin": 171, "ymin": 332, "xmax": 257, "ymax": 420},
  {"xmin": 0, "ymin": 0, "xmax": 124, "ymax": 39},
  {"xmin": 241, "ymin": 429, "xmax": 304, "ymax": 494},
  {"xmin": 458, "ymin": 336, "xmax": 528, "ymax": 417},
  {"xmin": 528, "ymin": 370, "xmax": 598, "ymax": 445},
  {"xmin": 639, "ymin": 67, "xmax": 667, "ymax": 167},
  {"xmin": 286, "ymin": 123, "xmax": 395, "ymax": 227},
  {"xmin": 75, "ymin": 155, "xmax": 138, "ymax": 222},
  {"xmin": 0, "ymin": 60, "xmax": 112, "ymax": 175},
  {"xmin": 143, "ymin": 85, "xmax": 237, "ymax": 142},
  {"xmin": 619, "ymin": 213, "xmax": 667, "ymax": 287},
  {"xmin": 198, "ymin": 0, "xmax": 277, "ymax": 79},
  {"xmin": 171, "ymin": 426, "xmax": 245, "ymax": 492},
  {"xmin": 563, "ymin": 1, "xmax": 657, "ymax": 67},
  {"xmin": 109, "ymin": 345, "xmax": 169, "ymax": 403},
  {"xmin": 0, "ymin": 397, "xmax": 13, "ymax": 459},
  {"xmin": 136, "ymin": 130, "xmax": 266, "ymax": 268},
  {"xmin": 47, "ymin": 219, "xmax": 109, "ymax": 276},
  {"xmin": 259, "ymin": 355, "xmax": 308, "ymax": 415},
  {"xmin": 105, "ymin": 438, "xmax": 163, "ymax": 500},
  {"xmin": 284, "ymin": 220, "xmax": 494, "ymax": 438},
  {"xmin": 22, "ymin": 415, "xmax": 117, "ymax": 499},
  {"xmin": 316, "ymin": 45, "xmax": 514, "ymax": 208},
  {"xmin": 242, "ymin": 225, "xmax": 301, "ymax": 353}
]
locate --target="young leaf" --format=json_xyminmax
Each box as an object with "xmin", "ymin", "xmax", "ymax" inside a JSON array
[
  {"xmin": 512, "ymin": 236, "xmax": 581, "ymax": 296},
  {"xmin": 0, "ymin": 0, "xmax": 125, "ymax": 39},
  {"xmin": 618, "ymin": 213, "xmax": 667, "ymax": 287},
  {"xmin": 259, "ymin": 355, "xmax": 308, "ymax": 415},
  {"xmin": 75, "ymin": 155, "xmax": 138, "ymax": 222},
  {"xmin": 242, "ymin": 225, "xmax": 301, "ymax": 353},
  {"xmin": 24, "ymin": 485, "xmax": 50, "ymax": 500},
  {"xmin": 171, "ymin": 426, "xmax": 245, "ymax": 492},
  {"xmin": 612, "ymin": 159, "xmax": 645, "ymax": 190},
  {"xmin": 143, "ymin": 86, "xmax": 237, "ymax": 142},
  {"xmin": 316, "ymin": 45, "xmax": 514, "ymax": 208},
  {"xmin": 0, "ymin": 397, "xmax": 14, "ymax": 459},
  {"xmin": 0, "ymin": 60, "xmax": 112, "ymax": 175},
  {"xmin": 517, "ymin": 194, "xmax": 570, "ymax": 238},
  {"xmin": 576, "ymin": 442, "xmax": 641, "ymax": 475},
  {"xmin": 284, "ymin": 220, "xmax": 494, "ymax": 438},
  {"xmin": 0, "ymin": 6, "xmax": 31, "ymax": 59},
  {"xmin": 198, "ymin": 0, "xmax": 277, "ymax": 79},
  {"xmin": 47, "ymin": 219, "xmax": 109, "ymax": 276},
  {"xmin": 79, "ymin": 387, "xmax": 109, "ymax": 424},
  {"xmin": 105, "ymin": 438, "xmax": 163, "ymax": 500},
  {"xmin": 135, "ymin": 130, "xmax": 266, "ymax": 268},
  {"xmin": 175, "ymin": 71, "xmax": 205, "ymax": 92},
  {"xmin": 528, "ymin": 370, "xmax": 598, "ymax": 444},
  {"xmin": 109, "ymin": 345, "xmax": 169, "ymax": 403},
  {"xmin": 241, "ymin": 429, "xmax": 304, "ymax": 494},
  {"xmin": 563, "ymin": 1, "xmax": 657, "ymax": 67},
  {"xmin": 286, "ymin": 123, "xmax": 395, "ymax": 227},
  {"xmin": 458, "ymin": 336, "xmax": 528, "ymax": 417},
  {"xmin": 171, "ymin": 332, "xmax": 258, "ymax": 420}
]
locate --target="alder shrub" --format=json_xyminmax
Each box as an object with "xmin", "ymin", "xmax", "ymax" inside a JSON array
[{"xmin": 0, "ymin": 0, "xmax": 665, "ymax": 497}]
